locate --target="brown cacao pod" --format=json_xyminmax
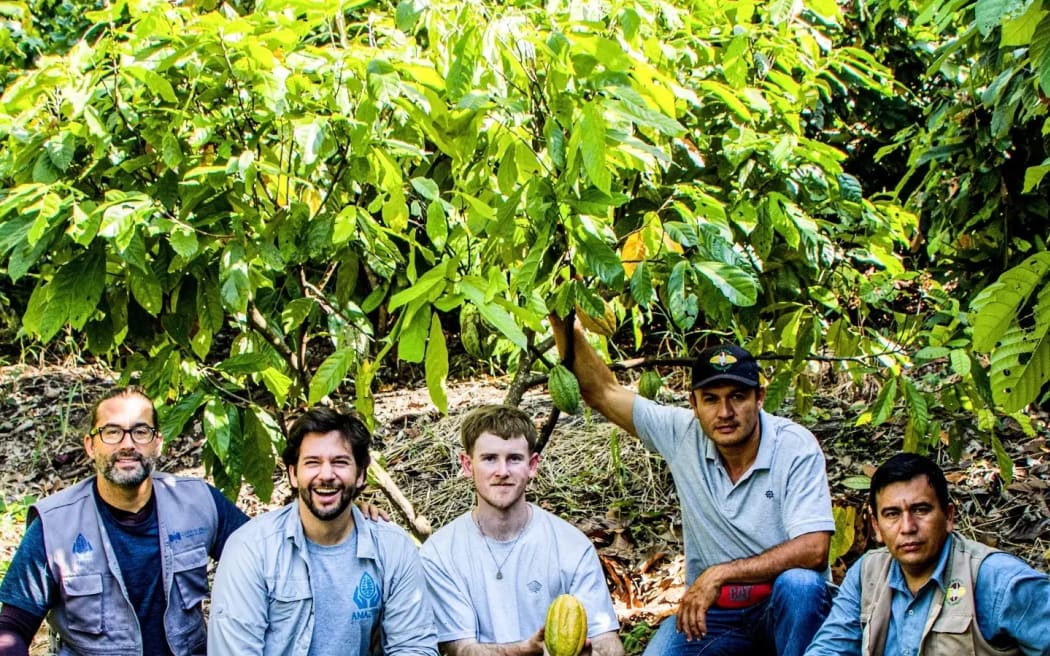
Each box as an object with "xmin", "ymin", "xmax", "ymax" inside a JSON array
[
  {"xmin": 638, "ymin": 370, "xmax": 662, "ymax": 400},
  {"xmin": 575, "ymin": 301, "xmax": 617, "ymax": 336},
  {"xmin": 548, "ymin": 365, "xmax": 581, "ymax": 415},
  {"xmin": 544, "ymin": 594, "xmax": 587, "ymax": 656}
]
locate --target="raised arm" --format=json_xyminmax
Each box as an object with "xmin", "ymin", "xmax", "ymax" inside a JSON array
[{"xmin": 548, "ymin": 314, "xmax": 636, "ymax": 436}]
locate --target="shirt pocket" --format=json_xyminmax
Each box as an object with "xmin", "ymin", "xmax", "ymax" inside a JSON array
[
  {"xmin": 60, "ymin": 574, "xmax": 103, "ymax": 634},
  {"xmin": 269, "ymin": 577, "xmax": 312, "ymax": 627},
  {"xmin": 172, "ymin": 545, "xmax": 210, "ymax": 610}
]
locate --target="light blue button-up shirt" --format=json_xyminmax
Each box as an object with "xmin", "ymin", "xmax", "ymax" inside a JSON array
[
  {"xmin": 805, "ymin": 535, "xmax": 1050, "ymax": 655},
  {"xmin": 208, "ymin": 503, "xmax": 437, "ymax": 656}
]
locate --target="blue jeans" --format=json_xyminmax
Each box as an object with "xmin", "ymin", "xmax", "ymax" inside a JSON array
[{"xmin": 642, "ymin": 568, "xmax": 831, "ymax": 656}]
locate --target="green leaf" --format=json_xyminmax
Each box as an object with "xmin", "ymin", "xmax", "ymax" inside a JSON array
[
  {"xmin": 50, "ymin": 248, "xmax": 106, "ymax": 329},
  {"xmin": 170, "ymin": 227, "xmax": 199, "ymax": 258},
  {"xmin": 841, "ymin": 475, "xmax": 872, "ymax": 491},
  {"xmin": 901, "ymin": 377, "xmax": 929, "ymax": 438},
  {"xmin": 577, "ymin": 230, "xmax": 625, "ymax": 288},
  {"xmin": 579, "ymin": 101, "xmax": 611, "ymax": 193},
  {"xmin": 990, "ymin": 433, "xmax": 1014, "ymax": 485},
  {"xmin": 216, "ymin": 352, "xmax": 271, "ymax": 375},
  {"xmin": 159, "ymin": 390, "xmax": 206, "ymax": 443},
  {"xmin": 949, "ymin": 350, "xmax": 972, "ymax": 376},
  {"xmin": 667, "ymin": 261, "xmax": 698, "ymax": 329},
  {"xmin": 1024, "ymin": 162, "xmax": 1050, "ymax": 193},
  {"xmin": 242, "ymin": 408, "xmax": 279, "ymax": 502},
  {"xmin": 460, "ymin": 279, "xmax": 527, "ymax": 349},
  {"xmin": 971, "ymin": 253, "xmax": 1050, "ymax": 352},
  {"xmin": 308, "ymin": 348, "xmax": 355, "ymax": 404},
  {"xmin": 828, "ymin": 505, "xmax": 856, "ymax": 564},
  {"xmin": 858, "ymin": 376, "xmax": 898, "ymax": 427},
  {"xmin": 126, "ymin": 66, "xmax": 178, "ymax": 103},
  {"xmin": 45, "ymin": 132, "xmax": 76, "ymax": 172},
  {"xmin": 425, "ymin": 312, "xmax": 449, "ymax": 414},
  {"xmin": 261, "ymin": 367, "xmax": 294, "ymax": 407},
  {"xmin": 629, "ymin": 261, "xmax": 654, "ymax": 308},
  {"xmin": 203, "ymin": 398, "xmax": 232, "ymax": 461},
  {"xmin": 220, "ymin": 242, "xmax": 251, "ymax": 314},
  {"xmin": 128, "ymin": 269, "xmax": 164, "ymax": 316},
  {"xmin": 399, "ymin": 304, "xmax": 430, "ymax": 363},
  {"xmin": 282, "ymin": 298, "xmax": 315, "ymax": 334},
  {"xmin": 692, "ymin": 261, "xmax": 758, "ymax": 307}
]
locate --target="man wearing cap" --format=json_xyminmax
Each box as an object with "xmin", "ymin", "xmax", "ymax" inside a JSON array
[{"xmin": 550, "ymin": 316, "xmax": 835, "ymax": 656}]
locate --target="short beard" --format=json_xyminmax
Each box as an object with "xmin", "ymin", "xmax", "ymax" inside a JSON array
[
  {"xmin": 97, "ymin": 449, "xmax": 156, "ymax": 487},
  {"xmin": 298, "ymin": 484, "xmax": 358, "ymax": 521}
]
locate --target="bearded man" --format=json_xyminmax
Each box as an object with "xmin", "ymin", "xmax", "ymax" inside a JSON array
[
  {"xmin": 0, "ymin": 386, "xmax": 248, "ymax": 656},
  {"xmin": 208, "ymin": 406, "xmax": 437, "ymax": 656}
]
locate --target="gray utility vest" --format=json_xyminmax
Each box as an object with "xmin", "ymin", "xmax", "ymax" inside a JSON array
[
  {"xmin": 860, "ymin": 533, "xmax": 1021, "ymax": 656},
  {"xmin": 32, "ymin": 474, "xmax": 218, "ymax": 656}
]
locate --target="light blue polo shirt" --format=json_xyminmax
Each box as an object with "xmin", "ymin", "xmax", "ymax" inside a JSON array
[{"xmin": 633, "ymin": 397, "xmax": 835, "ymax": 583}]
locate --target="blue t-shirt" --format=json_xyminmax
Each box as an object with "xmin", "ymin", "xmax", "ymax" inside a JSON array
[
  {"xmin": 307, "ymin": 528, "xmax": 381, "ymax": 656},
  {"xmin": 0, "ymin": 481, "xmax": 247, "ymax": 653}
]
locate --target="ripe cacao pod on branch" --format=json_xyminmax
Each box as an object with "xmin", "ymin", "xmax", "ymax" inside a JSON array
[{"xmin": 544, "ymin": 594, "xmax": 587, "ymax": 656}]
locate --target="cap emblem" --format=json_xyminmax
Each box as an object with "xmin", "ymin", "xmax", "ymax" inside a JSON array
[{"xmin": 710, "ymin": 349, "xmax": 738, "ymax": 371}]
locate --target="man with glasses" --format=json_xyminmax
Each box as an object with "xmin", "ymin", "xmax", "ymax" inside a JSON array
[
  {"xmin": 551, "ymin": 317, "xmax": 835, "ymax": 656},
  {"xmin": 0, "ymin": 386, "xmax": 249, "ymax": 656}
]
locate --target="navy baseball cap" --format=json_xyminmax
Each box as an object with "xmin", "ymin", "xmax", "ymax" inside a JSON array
[{"xmin": 691, "ymin": 345, "xmax": 761, "ymax": 389}]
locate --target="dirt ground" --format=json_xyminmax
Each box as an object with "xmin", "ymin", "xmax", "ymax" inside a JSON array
[{"xmin": 1, "ymin": 363, "xmax": 1048, "ymax": 653}]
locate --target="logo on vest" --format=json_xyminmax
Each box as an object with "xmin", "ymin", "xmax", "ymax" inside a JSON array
[
  {"xmin": 72, "ymin": 533, "xmax": 93, "ymax": 564},
  {"xmin": 351, "ymin": 572, "xmax": 381, "ymax": 621},
  {"xmin": 945, "ymin": 579, "xmax": 967, "ymax": 605}
]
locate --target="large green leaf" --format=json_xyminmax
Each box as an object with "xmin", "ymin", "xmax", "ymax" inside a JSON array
[
  {"xmin": 425, "ymin": 312, "xmax": 449, "ymax": 414},
  {"xmin": 308, "ymin": 348, "xmax": 355, "ymax": 404},
  {"xmin": 692, "ymin": 261, "xmax": 758, "ymax": 307},
  {"xmin": 971, "ymin": 253, "xmax": 1050, "ymax": 353}
]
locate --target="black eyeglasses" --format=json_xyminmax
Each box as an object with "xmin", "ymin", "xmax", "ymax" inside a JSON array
[{"xmin": 93, "ymin": 424, "xmax": 158, "ymax": 445}]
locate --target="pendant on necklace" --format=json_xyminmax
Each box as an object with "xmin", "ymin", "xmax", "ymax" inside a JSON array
[{"xmin": 496, "ymin": 572, "xmax": 503, "ymax": 580}]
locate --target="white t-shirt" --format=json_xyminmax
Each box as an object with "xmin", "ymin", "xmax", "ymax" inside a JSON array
[{"xmin": 420, "ymin": 504, "xmax": 619, "ymax": 645}]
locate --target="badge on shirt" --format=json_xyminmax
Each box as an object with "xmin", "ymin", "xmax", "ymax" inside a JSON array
[{"xmin": 945, "ymin": 579, "xmax": 967, "ymax": 605}]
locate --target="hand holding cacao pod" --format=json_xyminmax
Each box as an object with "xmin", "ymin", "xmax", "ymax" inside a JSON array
[{"xmin": 544, "ymin": 594, "xmax": 588, "ymax": 656}]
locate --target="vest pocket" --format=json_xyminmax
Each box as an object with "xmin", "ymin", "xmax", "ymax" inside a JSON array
[
  {"xmin": 60, "ymin": 574, "xmax": 103, "ymax": 634},
  {"xmin": 172, "ymin": 546, "xmax": 210, "ymax": 609},
  {"xmin": 931, "ymin": 613, "xmax": 972, "ymax": 634}
]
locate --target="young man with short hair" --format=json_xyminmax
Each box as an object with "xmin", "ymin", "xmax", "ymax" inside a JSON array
[
  {"xmin": 806, "ymin": 452, "xmax": 1050, "ymax": 655},
  {"xmin": 551, "ymin": 316, "xmax": 835, "ymax": 656},
  {"xmin": 208, "ymin": 407, "xmax": 436, "ymax": 656},
  {"xmin": 0, "ymin": 386, "xmax": 248, "ymax": 656},
  {"xmin": 420, "ymin": 405, "xmax": 624, "ymax": 656}
]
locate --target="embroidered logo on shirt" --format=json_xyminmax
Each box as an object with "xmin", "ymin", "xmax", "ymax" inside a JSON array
[
  {"xmin": 72, "ymin": 533, "xmax": 93, "ymax": 556},
  {"xmin": 351, "ymin": 572, "xmax": 381, "ymax": 620},
  {"xmin": 765, "ymin": 490, "xmax": 774, "ymax": 499},
  {"xmin": 945, "ymin": 579, "xmax": 967, "ymax": 605},
  {"xmin": 527, "ymin": 580, "xmax": 542, "ymax": 594},
  {"xmin": 710, "ymin": 349, "xmax": 738, "ymax": 371}
]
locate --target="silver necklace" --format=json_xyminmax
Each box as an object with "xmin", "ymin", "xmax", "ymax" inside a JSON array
[{"xmin": 474, "ymin": 507, "xmax": 532, "ymax": 580}]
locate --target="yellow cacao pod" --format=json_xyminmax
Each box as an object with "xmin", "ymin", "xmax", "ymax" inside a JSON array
[
  {"xmin": 638, "ymin": 370, "xmax": 662, "ymax": 400},
  {"xmin": 548, "ymin": 365, "xmax": 581, "ymax": 415},
  {"xmin": 575, "ymin": 302, "xmax": 617, "ymax": 336},
  {"xmin": 544, "ymin": 594, "xmax": 587, "ymax": 656}
]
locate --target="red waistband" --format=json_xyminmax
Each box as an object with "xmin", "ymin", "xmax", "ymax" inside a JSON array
[{"xmin": 714, "ymin": 582, "xmax": 773, "ymax": 609}]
